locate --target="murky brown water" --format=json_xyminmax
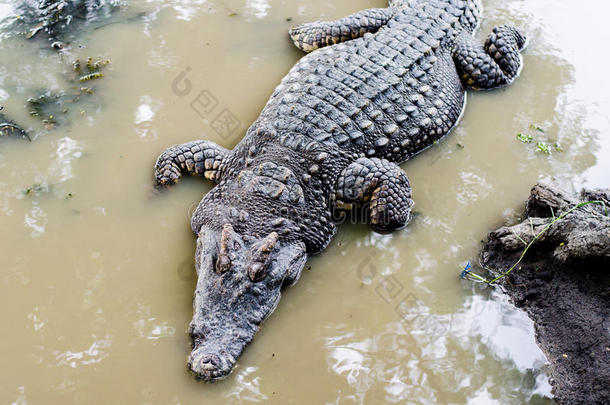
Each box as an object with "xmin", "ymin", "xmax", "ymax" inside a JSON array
[{"xmin": 1, "ymin": 0, "xmax": 609, "ymax": 403}]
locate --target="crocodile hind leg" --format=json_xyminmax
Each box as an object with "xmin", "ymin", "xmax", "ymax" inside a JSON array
[
  {"xmin": 453, "ymin": 25, "xmax": 527, "ymax": 89},
  {"xmin": 334, "ymin": 158, "xmax": 413, "ymax": 233},
  {"xmin": 154, "ymin": 140, "xmax": 229, "ymax": 187},
  {"xmin": 289, "ymin": 7, "xmax": 396, "ymax": 53}
]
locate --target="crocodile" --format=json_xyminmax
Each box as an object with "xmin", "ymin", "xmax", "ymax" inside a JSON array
[{"xmin": 154, "ymin": 0, "xmax": 526, "ymax": 381}]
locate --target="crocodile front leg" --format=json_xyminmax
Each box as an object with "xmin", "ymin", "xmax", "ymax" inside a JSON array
[
  {"xmin": 453, "ymin": 25, "xmax": 527, "ymax": 89},
  {"xmin": 154, "ymin": 140, "xmax": 229, "ymax": 187},
  {"xmin": 289, "ymin": 7, "xmax": 396, "ymax": 53},
  {"xmin": 334, "ymin": 158, "xmax": 413, "ymax": 233}
]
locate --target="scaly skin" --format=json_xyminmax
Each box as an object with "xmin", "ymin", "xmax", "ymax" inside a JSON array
[
  {"xmin": 289, "ymin": 7, "xmax": 396, "ymax": 52},
  {"xmin": 154, "ymin": 0, "xmax": 526, "ymax": 382}
]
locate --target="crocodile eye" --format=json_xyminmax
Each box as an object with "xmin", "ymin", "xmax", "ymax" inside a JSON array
[{"xmin": 215, "ymin": 254, "xmax": 232, "ymax": 273}]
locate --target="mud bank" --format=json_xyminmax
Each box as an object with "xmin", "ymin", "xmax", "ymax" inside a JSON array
[{"xmin": 481, "ymin": 183, "xmax": 610, "ymax": 405}]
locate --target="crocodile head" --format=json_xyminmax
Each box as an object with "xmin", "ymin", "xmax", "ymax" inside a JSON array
[{"xmin": 187, "ymin": 223, "xmax": 307, "ymax": 381}]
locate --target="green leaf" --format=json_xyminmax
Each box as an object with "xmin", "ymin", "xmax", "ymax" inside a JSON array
[
  {"xmin": 536, "ymin": 142, "xmax": 551, "ymax": 154},
  {"xmin": 517, "ymin": 133, "xmax": 534, "ymax": 143}
]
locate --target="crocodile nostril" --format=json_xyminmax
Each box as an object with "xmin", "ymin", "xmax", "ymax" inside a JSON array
[{"xmin": 200, "ymin": 354, "xmax": 221, "ymax": 368}]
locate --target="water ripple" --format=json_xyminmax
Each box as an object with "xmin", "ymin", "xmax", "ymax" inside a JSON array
[{"xmin": 55, "ymin": 338, "xmax": 112, "ymax": 368}]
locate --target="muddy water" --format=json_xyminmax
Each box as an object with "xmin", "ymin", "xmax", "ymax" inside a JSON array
[{"xmin": 1, "ymin": 0, "xmax": 608, "ymax": 403}]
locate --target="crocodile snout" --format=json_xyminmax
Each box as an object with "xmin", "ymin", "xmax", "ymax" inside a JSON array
[{"xmin": 189, "ymin": 347, "xmax": 235, "ymax": 382}]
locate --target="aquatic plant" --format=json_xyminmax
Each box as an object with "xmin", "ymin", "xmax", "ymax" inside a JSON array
[
  {"xmin": 73, "ymin": 56, "xmax": 110, "ymax": 74},
  {"xmin": 0, "ymin": 108, "xmax": 30, "ymax": 141},
  {"xmin": 22, "ymin": 183, "xmax": 51, "ymax": 196},
  {"xmin": 516, "ymin": 132, "xmax": 534, "ymax": 143},
  {"xmin": 25, "ymin": 57, "xmax": 109, "ymax": 128},
  {"xmin": 79, "ymin": 72, "xmax": 104, "ymax": 82},
  {"xmin": 536, "ymin": 141, "xmax": 550, "ymax": 154},
  {"xmin": 7, "ymin": 0, "xmax": 123, "ymax": 47},
  {"xmin": 0, "ymin": 122, "xmax": 30, "ymax": 140},
  {"xmin": 516, "ymin": 123, "xmax": 562, "ymax": 155}
]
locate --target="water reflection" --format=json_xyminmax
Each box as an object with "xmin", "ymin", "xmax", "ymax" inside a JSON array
[
  {"xmin": 453, "ymin": 292, "xmax": 547, "ymax": 372},
  {"xmin": 24, "ymin": 205, "xmax": 47, "ymax": 237},
  {"xmin": 456, "ymin": 171, "xmax": 493, "ymax": 205},
  {"xmin": 324, "ymin": 290, "xmax": 552, "ymax": 404},
  {"xmin": 246, "ymin": 0, "xmax": 271, "ymax": 19},
  {"xmin": 134, "ymin": 95, "xmax": 162, "ymax": 139},
  {"xmin": 50, "ymin": 137, "xmax": 82, "ymax": 183},
  {"xmin": 27, "ymin": 306, "xmax": 45, "ymax": 332},
  {"xmin": 134, "ymin": 317, "xmax": 176, "ymax": 340},
  {"xmin": 226, "ymin": 366, "xmax": 267, "ymax": 403},
  {"xmin": 173, "ymin": 0, "xmax": 209, "ymax": 21},
  {"xmin": 55, "ymin": 337, "xmax": 112, "ymax": 368},
  {"xmin": 9, "ymin": 386, "xmax": 27, "ymax": 405},
  {"xmin": 0, "ymin": 3, "xmax": 12, "ymax": 20}
]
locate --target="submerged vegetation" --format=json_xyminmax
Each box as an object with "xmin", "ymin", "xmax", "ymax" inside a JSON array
[
  {"xmin": 516, "ymin": 132, "xmax": 533, "ymax": 143},
  {"xmin": 4, "ymin": 0, "xmax": 123, "ymax": 48},
  {"xmin": 516, "ymin": 123, "xmax": 563, "ymax": 155},
  {"xmin": 74, "ymin": 56, "xmax": 110, "ymax": 76},
  {"xmin": 25, "ymin": 56, "xmax": 110, "ymax": 130},
  {"xmin": 0, "ymin": 107, "xmax": 30, "ymax": 141},
  {"xmin": 0, "ymin": 0, "xmax": 117, "ymax": 142},
  {"xmin": 22, "ymin": 182, "xmax": 51, "ymax": 196},
  {"xmin": 0, "ymin": 120, "xmax": 29, "ymax": 140}
]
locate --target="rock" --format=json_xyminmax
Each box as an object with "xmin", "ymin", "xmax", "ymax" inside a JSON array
[{"xmin": 481, "ymin": 182, "xmax": 610, "ymax": 405}]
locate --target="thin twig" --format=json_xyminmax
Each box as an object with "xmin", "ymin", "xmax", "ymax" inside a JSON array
[{"xmin": 466, "ymin": 200, "xmax": 608, "ymax": 285}]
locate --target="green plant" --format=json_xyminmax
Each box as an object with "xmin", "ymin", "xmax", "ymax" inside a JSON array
[
  {"xmin": 79, "ymin": 72, "xmax": 104, "ymax": 82},
  {"xmin": 536, "ymin": 142, "xmax": 551, "ymax": 154},
  {"xmin": 517, "ymin": 133, "xmax": 534, "ymax": 143},
  {"xmin": 461, "ymin": 200, "xmax": 608, "ymax": 285},
  {"xmin": 516, "ymin": 123, "xmax": 563, "ymax": 155}
]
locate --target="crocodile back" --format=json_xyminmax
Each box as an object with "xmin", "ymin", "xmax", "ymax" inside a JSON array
[
  {"xmin": 192, "ymin": 0, "xmax": 483, "ymax": 253},
  {"xmin": 255, "ymin": 0, "xmax": 480, "ymax": 165}
]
